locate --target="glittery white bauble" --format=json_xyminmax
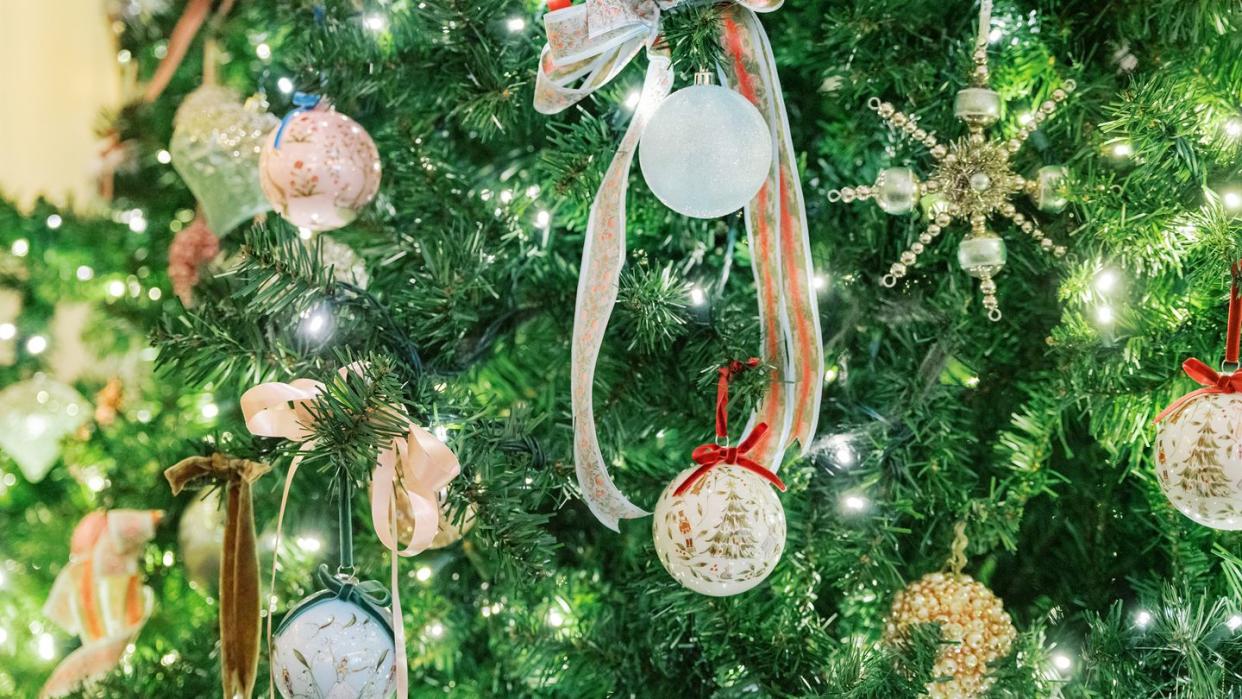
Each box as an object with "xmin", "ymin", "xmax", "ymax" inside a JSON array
[
  {"xmin": 652, "ymin": 464, "xmax": 785, "ymax": 596},
  {"xmin": 1155, "ymin": 392, "xmax": 1242, "ymax": 529},
  {"xmin": 638, "ymin": 83, "xmax": 772, "ymax": 219},
  {"xmin": 170, "ymin": 86, "xmax": 278, "ymax": 235},
  {"xmin": 259, "ymin": 104, "xmax": 382, "ymax": 232},
  {"xmin": 272, "ymin": 594, "xmax": 397, "ymax": 699}
]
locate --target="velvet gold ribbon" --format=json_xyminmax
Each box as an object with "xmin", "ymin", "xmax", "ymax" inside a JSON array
[{"xmin": 165, "ymin": 454, "xmax": 270, "ymax": 699}]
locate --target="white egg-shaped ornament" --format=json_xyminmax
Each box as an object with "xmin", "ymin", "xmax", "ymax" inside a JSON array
[
  {"xmin": 638, "ymin": 73, "xmax": 772, "ymax": 219},
  {"xmin": 271, "ymin": 582, "xmax": 397, "ymax": 699},
  {"xmin": 259, "ymin": 95, "xmax": 382, "ymax": 232},
  {"xmin": 652, "ymin": 464, "xmax": 786, "ymax": 596},
  {"xmin": 1155, "ymin": 388, "xmax": 1242, "ymax": 529}
]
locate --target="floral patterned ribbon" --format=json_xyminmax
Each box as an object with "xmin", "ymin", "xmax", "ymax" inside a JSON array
[
  {"xmin": 240, "ymin": 364, "xmax": 460, "ymax": 699},
  {"xmin": 535, "ymin": 0, "xmax": 823, "ymax": 530}
]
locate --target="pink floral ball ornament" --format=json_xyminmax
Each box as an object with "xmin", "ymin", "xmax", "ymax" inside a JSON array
[{"xmin": 259, "ymin": 96, "xmax": 381, "ymax": 232}]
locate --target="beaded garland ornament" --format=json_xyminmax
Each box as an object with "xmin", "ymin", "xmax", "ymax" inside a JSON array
[{"xmin": 829, "ymin": 0, "xmax": 1075, "ymax": 320}]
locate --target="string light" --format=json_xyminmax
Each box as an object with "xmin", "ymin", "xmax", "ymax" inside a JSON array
[
  {"xmin": 546, "ymin": 608, "xmax": 565, "ymax": 628},
  {"xmin": 825, "ymin": 435, "xmax": 856, "ymax": 468},
  {"xmin": 85, "ymin": 473, "xmax": 107, "ymax": 493},
  {"xmin": 425, "ymin": 621, "xmax": 445, "ymax": 638},
  {"xmin": 1109, "ymin": 141, "xmax": 1133, "ymax": 158},
  {"xmin": 416, "ymin": 566, "xmax": 433, "ymax": 582},
  {"xmin": 813, "ymin": 274, "xmax": 828, "ymax": 291},
  {"xmin": 842, "ymin": 494, "xmax": 868, "ymax": 512},
  {"xmin": 363, "ymin": 14, "xmax": 387, "ymax": 31},
  {"xmin": 255, "ymin": 42, "xmax": 272, "ymax": 60},
  {"xmin": 689, "ymin": 286, "xmax": 707, "ymax": 306},
  {"xmin": 1051, "ymin": 652, "xmax": 1073, "ymax": 673},
  {"xmin": 1227, "ymin": 614, "xmax": 1242, "ymax": 631},
  {"xmin": 1133, "ymin": 609, "xmax": 1152, "ymax": 628},
  {"xmin": 1094, "ymin": 269, "xmax": 1118, "ymax": 294},
  {"xmin": 200, "ymin": 402, "xmax": 219, "ymax": 419},
  {"xmin": 46, "ymin": 214, "xmax": 62, "ymax": 229},
  {"xmin": 76, "ymin": 266, "xmax": 94, "ymax": 281},
  {"xmin": 0, "ymin": 323, "xmax": 15, "ymax": 340},
  {"xmin": 37, "ymin": 633, "xmax": 55, "ymax": 660},
  {"xmin": 11, "ymin": 239, "xmax": 29, "ymax": 257},
  {"xmin": 277, "ymin": 77, "xmax": 295, "ymax": 94},
  {"xmin": 107, "ymin": 280, "xmax": 126, "ymax": 298},
  {"xmin": 25, "ymin": 335, "xmax": 48, "ymax": 355},
  {"xmin": 624, "ymin": 90, "xmax": 641, "ymax": 110},
  {"xmin": 535, "ymin": 210, "xmax": 551, "ymax": 228},
  {"xmin": 500, "ymin": 189, "xmax": 514, "ymax": 204},
  {"xmin": 1225, "ymin": 117, "xmax": 1242, "ymax": 139},
  {"xmin": 1095, "ymin": 305, "xmax": 1114, "ymax": 325},
  {"xmin": 148, "ymin": 287, "xmax": 163, "ymax": 301},
  {"xmin": 156, "ymin": 149, "xmax": 172, "ymax": 164},
  {"xmin": 506, "ymin": 17, "xmax": 526, "ymax": 32},
  {"xmin": 296, "ymin": 535, "xmax": 322, "ymax": 552},
  {"xmin": 1223, "ymin": 189, "xmax": 1242, "ymax": 212}
]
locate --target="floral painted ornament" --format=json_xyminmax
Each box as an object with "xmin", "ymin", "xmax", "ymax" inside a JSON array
[
  {"xmin": 259, "ymin": 94, "xmax": 382, "ymax": 232},
  {"xmin": 1154, "ymin": 262, "xmax": 1242, "ymax": 529}
]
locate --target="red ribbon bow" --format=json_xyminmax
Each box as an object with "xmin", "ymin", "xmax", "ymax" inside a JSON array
[
  {"xmin": 1154, "ymin": 358, "xmax": 1242, "ymax": 423},
  {"xmin": 674, "ymin": 359, "xmax": 787, "ymax": 496}
]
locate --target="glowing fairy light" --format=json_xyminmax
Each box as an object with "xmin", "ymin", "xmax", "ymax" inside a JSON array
[
  {"xmin": 11, "ymin": 239, "xmax": 29, "ymax": 257},
  {"xmin": 1227, "ymin": 614, "xmax": 1242, "ymax": 631},
  {"xmin": 0, "ymin": 323, "xmax": 16, "ymax": 340},
  {"xmin": 200, "ymin": 402, "xmax": 219, "ymax": 419},
  {"xmin": 156, "ymin": 149, "xmax": 172, "ymax": 164},
  {"xmin": 416, "ymin": 566, "xmax": 433, "ymax": 582},
  {"xmin": 1110, "ymin": 141, "xmax": 1133, "ymax": 158},
  {"xmin": 255, "ymin": 43, "xmax": 272, "ymax": 60},
  {"xmin": 46, "ymin": 214, "xmax": 63, "ymax": 229},
  {"xmin": 1051, "ymin": 652, "xmax": 1073, "ymax": 673},
  {"xmin": 37, "ymin": 633, "xmax": 55, "ymax": 660},
  {"xmin": 296, "ymin": 535, "xmax": 322, "ymax": 552},
  {"xmin": 363, "ymin": 14, "xmax": 387, "ymax": 31},
  {"xmin": 1094, "ymin": 269, "xmax": 1118, "ymax": 294},
  {"xmin": 843, "ymin": 494, "xmax": 868, "ymax": 512},
  {"xmin": 689, "ymin": 286, "xmax": 706, "ymax": 306},
  {"xmin": 535, "ymin": 210, "xmax": 551, "ymax": 228},
  {"xmin": 25, "ymin": 335, "xmax": 48, "ymax": 355},
  {"xmin": 506, "ymin": 17, "xmax": 526, "ymax": 32},
  {"xmin": 277, "ymin": 77, "xmax": 295, "ymax": 94},
  {"xmin": 1095, "ymin": 305, "xmax": 1114, "ymax": 325},
  {"xmin": 624, "ymin": 90, "xmax": 641, "ymax": 110},
  {"xmin": 1134, "ymin": 609, "xmax": 1152, "ymax": 628}
]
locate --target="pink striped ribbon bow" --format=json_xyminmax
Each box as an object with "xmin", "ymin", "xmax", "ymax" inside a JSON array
[{"xmin": 536, "ymin": 0, "xmax": 824, "ymax": 530}]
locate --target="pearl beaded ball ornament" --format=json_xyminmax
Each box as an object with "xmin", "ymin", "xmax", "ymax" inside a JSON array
[
  {"xmin": 1155, "ymin": 392, "xmax": 1242, "ymax": 529},
  {"xmin": 639, "ymin": 77, "xmax": 772, "ymax": 219},
  {"xmin": 885, "ymin": 572, "xmax": 1017, "ymax": 699},
  {"xmin": 259, "ymin": 103, "xmax": 382, "ymax": 232},
  {"xmin": 271, "ymin": 593, "xmax": 397, "ymax": 699},
  {"xmin": 651, "ymin": 464, "xmax": 786, "ymax": 596}
]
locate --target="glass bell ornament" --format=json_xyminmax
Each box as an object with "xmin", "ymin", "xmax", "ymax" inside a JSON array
[
  {"xmin": 953, "ymin": 88, "xmax": 1002, "ymax": 127},
  {"xmin": 271, "ymin": 569, "xmax": 397, "ymax": 699},
  {"xmin": 1034, "ymin": 165, "xmax": 1069, "ymax": 213},
  {"xmin": 875, "ymin": 167, "xmax": 920, "ymax": 215},
  {"xmin": 957, "ymin": 234, "xmax": 1007, "ymax": 278},
  {"xmin": 259, "ymin": 97, "xmax": 382, "ymax": 232},
  {"xmin": 652, "ymin": 464, "xmax": 786, "ymax": 596},
  {"xmin": 170, "ymin": 86, "xmax": 279, "ymax": 235},
  {"xmin": 638, "ymin": 72, "xmax": 772, "ymax": 219},
  {"xmin": 1155, "ymin": 392, "xmax": 1242, "ymax": 529},
  {"xmin": 0, "ymin": 374, "xmax": 89, "ymax": 482}
]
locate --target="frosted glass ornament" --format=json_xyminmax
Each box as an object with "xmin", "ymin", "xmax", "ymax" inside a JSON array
[
  {"xmin": 956, "ymin": 236, "xmax": 1007, "ymax": 278},
  {"xmin": 170, "ymin": 86, "xmax": 278, "ymax": 235},
  {"xmin": 260, "ymin": 103, "xmax": 382, "ymax": 232},
  {"xmin": 0, "ymin": 375, "xmax": 89, "ymax": 482},
  {"xmin": 271, "ymin": 592, "xmax": 397, "ymax": 699},
  {"xmin": 1034, "ymin": 165, "xmax": 1069, "ymax": 212},
  {"xmin": 652, "ymin": 464, "xmax": 785, "ymax": 596},
  {"xmin": 1155, "ymin": 392, "xmax": 1242, "ymax": 529},
  {"xmin": 178, "ymin": 490, "xmax": 225, "ymax": 591},
  {"xmin": 953, "ymin": 88, "xmax": 1002, "ymax": 127},
  {"xmin": 638, "ymin": 81, "xmax": 772, "ymax": 219},
  {"xmin": 875, "ymin": 167, "xmax": 919, "ymax": 215}
]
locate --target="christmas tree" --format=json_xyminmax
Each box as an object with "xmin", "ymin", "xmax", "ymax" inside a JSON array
[{"xmin": 0, "ymin": 0, "xmax": 1241, "ymax": 697}]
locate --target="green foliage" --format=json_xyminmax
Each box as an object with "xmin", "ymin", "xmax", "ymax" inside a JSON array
[{"xmin": 1, "ymin": 0, "xmax": 1242, "ymax": 697}]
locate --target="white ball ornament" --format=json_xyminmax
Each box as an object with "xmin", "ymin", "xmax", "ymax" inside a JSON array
[
  {"xmin": 639, "ymin": 76, "xmax": 772, "ymax": 219},
  {"xmin": 271, "ymin": 590, "xmax": 397, "ymax": 698},
  {"xmin": 652, "ymin": 464, "xmax": 786, "ymax": 596},
  {"xmin": 1155, "ymin": 392, "xmax": 1242, "ymax": 529}
]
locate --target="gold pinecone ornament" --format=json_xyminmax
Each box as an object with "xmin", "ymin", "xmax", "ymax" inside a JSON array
[{"xmin": 885, "ymin": 572, "xmax": 1017, "ymax": 698}]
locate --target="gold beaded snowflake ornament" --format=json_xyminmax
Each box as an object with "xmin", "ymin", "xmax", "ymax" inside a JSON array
[{"xmin": 828, "ymin": 0, "xmax": 1074, "ymax": 321}]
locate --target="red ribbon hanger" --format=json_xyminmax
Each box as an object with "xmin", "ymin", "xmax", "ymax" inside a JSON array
[
  {"xmin": 1155, "ymin": 260, "xmax": 1242, "ymax": 423},
  {"xmin": 674, "ymin": 359, "xmax": 786, "ymax": 496}
]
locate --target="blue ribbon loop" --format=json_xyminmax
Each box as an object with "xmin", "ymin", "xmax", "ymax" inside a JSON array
[{"xmin": 273, "ymin": 92, "xmax": 322, "ymax": 150}]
